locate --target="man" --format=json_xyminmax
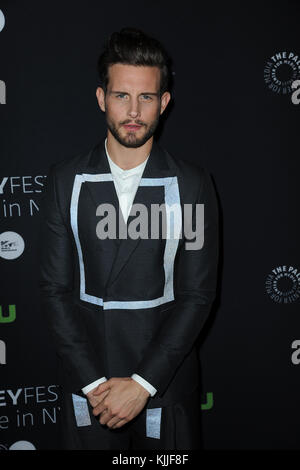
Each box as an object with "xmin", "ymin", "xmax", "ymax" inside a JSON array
[{"xmin": 39, "ymin": 27, "xmax": 219, "ymax": 450}]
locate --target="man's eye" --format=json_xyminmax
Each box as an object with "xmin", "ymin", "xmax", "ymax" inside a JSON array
[
  {"xmin": 141, "ymin": 95, "xmax": 152, "ymax": 101},
  {"xmin": 116, "ymin": 94, "xmax": 127, "ymax": 99}
]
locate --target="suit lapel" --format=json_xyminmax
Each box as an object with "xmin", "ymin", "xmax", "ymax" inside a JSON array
[
  {"xmin": 80, "ymin": 137, "xmax": 176, "ymax": 288},
  {"xmin": 81, "ymin": 140, "xmax": 121, "ymax": 228}
]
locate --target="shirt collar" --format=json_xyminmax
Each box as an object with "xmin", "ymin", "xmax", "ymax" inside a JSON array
[{"xmin": 105, "ymin": 138, "xmax": 149, "ymax": 178}]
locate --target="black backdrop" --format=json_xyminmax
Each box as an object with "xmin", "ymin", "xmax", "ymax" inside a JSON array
[{"xmin": 1, "ymin": 1, "xmax": 300, "ymax": 450}]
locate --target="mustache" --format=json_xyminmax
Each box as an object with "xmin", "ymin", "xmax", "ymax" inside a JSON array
[{"xmin": 120, "ymin": 120, "xmax": 146, "ymax": 126}]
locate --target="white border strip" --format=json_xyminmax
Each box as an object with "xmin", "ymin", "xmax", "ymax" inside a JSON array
[{"xmin": 70, "ymin": 174, "xmax": 181, "ymax": 310}]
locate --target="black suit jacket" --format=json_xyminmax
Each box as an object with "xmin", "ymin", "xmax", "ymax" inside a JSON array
[{"xmin": 39, "ymin": 138, "xmax": 219, "ymax": 408}]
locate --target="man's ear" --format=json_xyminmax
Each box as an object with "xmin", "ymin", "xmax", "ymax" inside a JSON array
[
  {"xmin": 160, "ymin": 91, "xmax": 171, "ymax": 115},
  {"xmin": 96, "ymin": 87, "xmax": 106, "ymax": 112}
]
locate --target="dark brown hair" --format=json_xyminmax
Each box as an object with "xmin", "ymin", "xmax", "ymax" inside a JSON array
[{"xmin": 97, "ymin": 27, "xmax": 172, "ymax": 96}]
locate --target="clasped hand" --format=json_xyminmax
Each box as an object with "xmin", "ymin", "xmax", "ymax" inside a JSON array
[{"xmin": 87, "ymin": 377, "xmax": 150, "ymax": 430}]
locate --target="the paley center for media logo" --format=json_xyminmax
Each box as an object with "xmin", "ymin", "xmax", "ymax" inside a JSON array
[
  {"xmin": 264, "ymin": 51, "xmax": 300, "ymax": 95},
  {"xmin": 265, "ymin": 265, "xmax": 300, "ymax": 303}
]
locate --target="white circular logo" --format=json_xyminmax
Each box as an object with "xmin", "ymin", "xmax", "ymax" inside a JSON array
[
  {"xmin": 265, "ymin": 265, "xmax": 300, "ymax": 303},
  {"xmin": 264, "ymin": 51, "xmax": 300, "ymax": 94},
  {"xmin": 9, "ymin": 441, "xmax": 36, "ymax": 450},
  {"xmin": 0, "ymin": 231, "xmax": 25, "ymax": 260},
  {"xmin": 0, "ymin": 10, "xmax": 5, "ymax": 32}
]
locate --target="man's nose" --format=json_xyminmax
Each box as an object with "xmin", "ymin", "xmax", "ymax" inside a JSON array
[{"xmin": 128, "ymin": 98, "xmax": 141, "ymax": 118}]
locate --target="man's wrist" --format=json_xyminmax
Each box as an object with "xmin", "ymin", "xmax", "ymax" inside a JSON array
[
  {"xmin": 82, "ymin": 377, "xmax": 107, "ymax": 395},
  {"xmin": 131, "ymin": 373, "xmax": 157, "ymax": 397},
  {"xmin": 132, "ymin": 378, "xmax": 151, "ymax": 398}
]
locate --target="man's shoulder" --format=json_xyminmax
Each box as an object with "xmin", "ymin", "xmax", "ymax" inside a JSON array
[
  {"xmin": 162, "ymin": 144, "xmax": 208, "ymax": 186},
  {"xmin": 48, "ymin": 146, "xmax": 93, "ymax": 179}
]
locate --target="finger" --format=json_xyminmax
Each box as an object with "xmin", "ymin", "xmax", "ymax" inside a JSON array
[
  {"xmin": 93, "ymin": 382, "xmax": 110, "ymax": 395},
  {"xmin": 92, "ymin": 403, "xmax": 106, "ymax": 416},
  {"xmin": 112, "ymin": 418, "xmax": 127, "ymax": 429},
  {"xmin": 106, "ymin": 416, "xmax": 122, "ymax": 429},
  {"xmin": 92, "ymin": 390, "xmax": 110, "ymax": 409},
  {"xmin": 99, "ymin": 409, "xmax": 113, "ymax": 426},
  {"xmin": 88, "ymin": 397, "xmax": 99, "ymax": 408}
]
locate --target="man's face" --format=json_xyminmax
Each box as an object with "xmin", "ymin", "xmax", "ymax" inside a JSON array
[{"xmin": 96, "ymin": 64, "xmax": 170, "ymax": 148}]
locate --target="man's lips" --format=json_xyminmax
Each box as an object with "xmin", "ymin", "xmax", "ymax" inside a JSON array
[{"xmin": 123, "ymin": 124, "xmax": 143, "ymax": 130}]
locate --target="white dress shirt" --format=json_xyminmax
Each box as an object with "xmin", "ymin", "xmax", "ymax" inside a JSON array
[{"xmin": 81, "ymin": 139, "xmax": 157, "ymax": 398}]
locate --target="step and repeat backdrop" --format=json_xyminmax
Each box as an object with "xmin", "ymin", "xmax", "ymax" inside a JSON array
[{"xmin": 0, "ymin": 1, "xmax": 299, "ymax": 450}]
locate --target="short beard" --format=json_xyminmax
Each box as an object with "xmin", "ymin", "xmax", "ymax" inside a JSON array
[{"xmin": 106, "ymin": 113, "xmax": 160, "ymax": 149}]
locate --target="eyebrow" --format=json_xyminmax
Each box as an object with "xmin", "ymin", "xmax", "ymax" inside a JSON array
[{"xmin": 110, "ymin": 91, "xmax": 159, "ymax": 96}]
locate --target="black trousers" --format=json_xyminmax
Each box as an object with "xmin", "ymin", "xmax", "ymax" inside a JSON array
[{"xmin": 59, "ymin": 385, "xmax": 203, "ymax": 450}]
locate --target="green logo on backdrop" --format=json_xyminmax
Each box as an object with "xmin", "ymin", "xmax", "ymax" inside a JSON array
[
  {"xmin": 201, "ymin": 392, "xmax": 213, "ymax": 410},
  {"xmin": 0, "ymin": 305, "xmax": 16, "ymax": 323}
]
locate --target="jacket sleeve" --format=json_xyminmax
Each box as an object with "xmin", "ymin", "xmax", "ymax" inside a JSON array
[
  {"xmin": 39, "ymin": 164, "xmax": 106, "ymax": 392},
  {"xmin": 134, "ymin": 167, "xmax": 219, "ymax": 397}
]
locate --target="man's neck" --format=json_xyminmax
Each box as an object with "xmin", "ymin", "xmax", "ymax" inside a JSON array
[{"xmin": 106, "ymin": 132, "xmax": 152, "ymax": 170}]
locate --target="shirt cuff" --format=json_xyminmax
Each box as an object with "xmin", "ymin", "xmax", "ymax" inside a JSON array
[
  {"xmin": 131, "ymin": 373, "xmax": 157, "ymax": 397},
  {"xmin": 82, "ymin": 377, "xmax": 107, "ymax": 395}
]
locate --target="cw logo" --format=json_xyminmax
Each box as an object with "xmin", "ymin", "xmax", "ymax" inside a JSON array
[
  {"xmin": 201, "ymin": 392, "xmax": 213, "ymax": 410},
  {"xmin": 0, "ymin": 305, "xmax": 16, "ymax": 323}
]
